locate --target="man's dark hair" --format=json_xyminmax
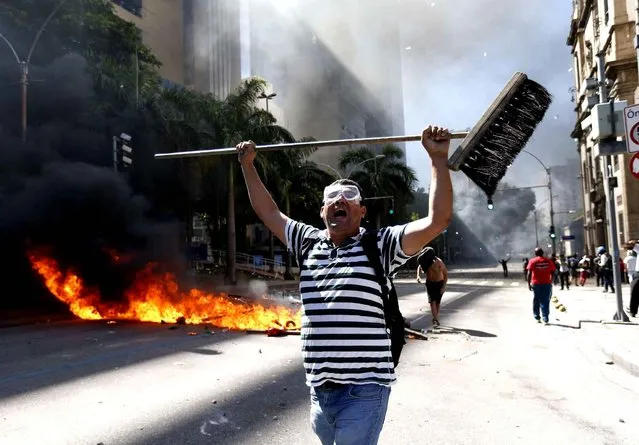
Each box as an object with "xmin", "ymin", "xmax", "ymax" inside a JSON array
[
  {"xmin": 534, "ymin": 247, "xmax": 544, "ymax": 257},
  {"xmin": 328, "ymin": 178, "xmax": 365, "ymax": 200}
]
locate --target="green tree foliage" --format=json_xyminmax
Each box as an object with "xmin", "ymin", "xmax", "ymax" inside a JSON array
[{"xmin": 339, "ymin": 144, "xmax": 417, "ymax": 227}]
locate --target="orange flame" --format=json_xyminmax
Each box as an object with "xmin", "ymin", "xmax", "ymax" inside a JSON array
[{"xmin": 28, "ymin": 251, "xmax": 301, "ymax": 330}]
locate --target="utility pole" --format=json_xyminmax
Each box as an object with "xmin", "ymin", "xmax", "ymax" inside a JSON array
[
  {"xmin": 0, "ymin": 0, "xmax": 68, "ymax": 143},
  {"xmin": 548, "ymin": 167, "xmax": 556, "ymax": 256},
  {"xmin": 596, "ymin": 51, "xmax": 629, "ymax": 322},
  {"xmin": 534, "ymin": 210, "xmax": 539, "ymax": 246}
]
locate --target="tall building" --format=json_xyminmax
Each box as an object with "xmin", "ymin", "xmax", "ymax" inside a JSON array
[
  {"xmin": 113, "ymin": 0, "xmax": 242, "ymax": 97},
  {"xmin": 183, "ymin": 0, "xmax": 241, "ymax": 97},
  {"xmin": 567, "ymin": 0, "xmax": 639, "ymax": 253},
  {"xmin": 112, "ymin": 0, "xmax": 185, "ymax": 85},
  {"xmin": 248, "ymin": 0, "xmax": 405, "ymax": 168}
]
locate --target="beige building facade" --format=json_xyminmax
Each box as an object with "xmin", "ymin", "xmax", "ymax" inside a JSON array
[
  {"xmin": 112, "ymin": 0, "xmax": 185, "ymax": 85},
  {"xmin": 112, "ymin": 0, "xmax": 241, "ymax": 97},
  {"xmin": 567, "ymin": 0, "xmax": 639, "ymax": 253}
]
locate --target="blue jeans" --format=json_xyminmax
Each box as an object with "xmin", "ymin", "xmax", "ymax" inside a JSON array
[
  {"xmin": 532, "ymin": 284, "xmax": 552, "ymax": 321},
  {"xmin": 310, "ymin": 383, "xmax": 391, "ymax": 445}
]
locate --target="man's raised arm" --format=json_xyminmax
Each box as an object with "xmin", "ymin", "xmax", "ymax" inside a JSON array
[
  {"xmin": 237, "ymin": 141, "xmax": 289, "ymax": 245},
  {"xmin": 402, "ymin": 126, "xmax": 453, "ymax": 256}
]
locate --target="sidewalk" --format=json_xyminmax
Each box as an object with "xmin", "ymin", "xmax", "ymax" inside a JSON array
[{"xmin": 550, "ymin": 282, "xmax": 639, "ymax": 377}]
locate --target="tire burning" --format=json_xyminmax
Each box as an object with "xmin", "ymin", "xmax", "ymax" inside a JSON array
[{"xmin": 28, "ymin": 250, "xmax": 301, "ymax": 330}]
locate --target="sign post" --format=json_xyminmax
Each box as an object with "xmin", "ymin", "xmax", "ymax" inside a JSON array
[
  {"xmin": 630, "ymin": 152, "xmax": 639, "ymax": 180},
  {"xmin": 623, "ymin": 104, "xmax": 639, "ymax": 153}
]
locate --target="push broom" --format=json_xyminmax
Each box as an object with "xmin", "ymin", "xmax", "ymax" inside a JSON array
[{"xmin": 154, "ymin": 72, "xmax": 552, "ymax": 199}]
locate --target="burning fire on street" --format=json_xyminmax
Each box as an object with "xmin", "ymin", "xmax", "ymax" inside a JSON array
[{"xmin": 28, "ymin": 250, "xmax": 301, "ymax": 331}]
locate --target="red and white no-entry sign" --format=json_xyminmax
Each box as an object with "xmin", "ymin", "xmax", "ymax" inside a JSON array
[
  {"xmin": 623, "ymin": 104, "xmax": 639, "ymax": 153},
  {"xmin": 630, "ymin": 152, "xmax": 639, "ymax": 180}
]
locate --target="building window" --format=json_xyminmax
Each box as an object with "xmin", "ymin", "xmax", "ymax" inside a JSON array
[
  {"xmin": 112, "ymin": 0, "xmax": 142, "ymax": 17},
  {"xmin": 603, "ymin": 0, "xmax": 609, "ymax": 24}
]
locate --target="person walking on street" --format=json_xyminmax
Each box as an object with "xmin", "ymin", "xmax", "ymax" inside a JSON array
[
  {"xmin": 416, "ymin": 247, "xmax": 448, "ymax": 327},
  {"xmin": 624, "ymin": 247, "xmax": 637, "ymax": 284},
  {"xmin": 522, "ymin": 258, "xmax": 529, "ymax": 281},
  {"xmin": 551, "ymin": 254, "xmax": 560, "ymax": 286},
  {"xmin": 598, "ymin": 246, "xmax": 615, "ymax": 293},
  {"xmin": 236, "ymin": 125, "xmax": 453, "ymax": 445},
  {"xmin": 569, "ymin": 255, "xmax": 579, "ymax": 285},
  {"xmin": 578, "ymin": 255, "xmax": 590, "ymax": 286},
  {"xmin": 628, "ymin": 240, "xmax": 639, "ymax": 318},
  {"xmin": 559, "ymin": 255, "xmax": 570, "ymax": 290},
  {"xmin": 527, "ymin": 247, "xmax": 556, "ymax": 325},
  {"xmin": 499, "ymin": 257, "xmax": 510, "ymax": 278}
]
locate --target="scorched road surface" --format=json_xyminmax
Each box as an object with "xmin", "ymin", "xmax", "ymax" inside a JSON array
[{"xmin": 1, "ymin": 281, "xmax": 638, "ymax": 444}]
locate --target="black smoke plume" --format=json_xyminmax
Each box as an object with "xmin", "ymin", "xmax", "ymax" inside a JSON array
[{"xmin": 0, "ymin": 54, "xmax": 181, "ymax": 311}]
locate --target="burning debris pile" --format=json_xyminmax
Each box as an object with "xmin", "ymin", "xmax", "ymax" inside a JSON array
[
  {"xmin": 29, "ymin": 249, "xmax": 301, "ymax": 330},
  {"xmin": 0, "ymin": 53, "xmax": 299, "ymax": 331}
]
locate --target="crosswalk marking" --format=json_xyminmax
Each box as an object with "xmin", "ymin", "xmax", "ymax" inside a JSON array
[{"xmin": 400, "ymin": 278, "xmax": 523, "ymax": 288}]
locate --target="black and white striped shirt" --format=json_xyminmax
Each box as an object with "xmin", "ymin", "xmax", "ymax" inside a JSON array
[{"xmin": 285, "ymin": 220, "xmax": 411, "ymax": 387}]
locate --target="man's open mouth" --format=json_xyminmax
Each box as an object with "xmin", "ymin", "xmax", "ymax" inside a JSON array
[{"xmin": 334, "ymin": 209, "xmax": 347, "ymax": 218}]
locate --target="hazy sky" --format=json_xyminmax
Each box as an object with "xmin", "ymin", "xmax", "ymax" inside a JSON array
[{"xmin": 399, "ymin": 0, "xmax": 575, "ymax": 191}]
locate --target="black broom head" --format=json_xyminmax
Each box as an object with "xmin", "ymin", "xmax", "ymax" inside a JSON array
[{"xmin": 448, "ymin": 72, "xmax": 553, "ymax": 198}]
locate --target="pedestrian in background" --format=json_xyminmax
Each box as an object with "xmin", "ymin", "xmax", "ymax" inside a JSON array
[
  {"xmin": 598, "ymin": 246, "xmax": 615, "ymax": 293},
  {"xmin": 416, "ymin": 247, "xmax": 448, "ymax": 328},
  {"xmin": 522, "ymin": 257, "xmax": 529, "ymax": 281},
  {"xmin": 628, "ymin": 240, "xmax": 639, "ymax": 318},
  {"xmin": 559, "ymin": 255, "xmax": 570, "ymax": 290},
  {"xmin": 499, "ymin": 257, "xmax": 510, "ymax": 278},
  {"xmin": 578, "ymin": 255, "xmax": 590, "ymax": 286},
  {"xmin": 527, "ymin": 247, "xmax": 556, "ymax": 325}
]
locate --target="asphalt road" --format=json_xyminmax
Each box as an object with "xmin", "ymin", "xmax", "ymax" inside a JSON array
[{"xmin": 1, "ymin": 278, "xmax": 638, "ymax": 445}]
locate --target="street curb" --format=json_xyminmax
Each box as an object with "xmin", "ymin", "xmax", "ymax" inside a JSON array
[{"xmin": 601, "ymin": 345, "xmax": 639, "ymax": 378}]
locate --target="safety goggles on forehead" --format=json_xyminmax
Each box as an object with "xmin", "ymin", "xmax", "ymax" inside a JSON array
[{"xmin": 323, "ymin": 184, "xmax": 361, "ymax": 204}]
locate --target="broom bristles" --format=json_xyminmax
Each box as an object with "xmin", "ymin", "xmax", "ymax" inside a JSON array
[{"xmin": 448, "ymin": 74, "xmax": 552, "ymax": 198}]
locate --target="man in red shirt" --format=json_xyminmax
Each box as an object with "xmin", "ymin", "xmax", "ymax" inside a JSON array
[{"xmin": 526, "ymin": 247, "xmax": 556, "ymax": 324}]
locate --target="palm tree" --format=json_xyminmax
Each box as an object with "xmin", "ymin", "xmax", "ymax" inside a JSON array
[
  {"xmin": 211, "ymin": 77, "xmax": 296, "ymax": 284},
  {"xmin": 339, "ymin": 144, "xmax": 417, "ymax": 228},
  {"xmin": 149, "ymin": 86, "xmax": 224, "ymax": 249}
]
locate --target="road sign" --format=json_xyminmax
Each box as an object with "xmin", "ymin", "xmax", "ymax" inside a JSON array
[
  {"xmin": 561, "ymin": 235, "xmax": 576, "ymax": 241},
  {"xmin": 630, "ymin": 152, "xmax": 639, "ymax": 180},
  {"xmin": 623, "ymin": 104, "xmax": 639, "ymax": 153}
]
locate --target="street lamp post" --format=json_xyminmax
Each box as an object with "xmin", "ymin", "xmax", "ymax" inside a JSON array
[
  {"xmin": 258, "ymin": 92, "xmax": 277, "ymax": 112},
  {"xmin": 533, "ymin": 210, "xmax": 540, "ymax": 246},
  {"xmin": 347, "ymin": 154, "xmax": 385, "ymax": 177},
  {"xmin": 521, "ymin": 150, "xmax": 556, "ymax": 255},
  {"xmin": 0, "ymin": 0, "xmax": 68, "ymax": 143},
  {"xmin": 315, "ymin": 162, "xmax": 343, "ymax": 179}
]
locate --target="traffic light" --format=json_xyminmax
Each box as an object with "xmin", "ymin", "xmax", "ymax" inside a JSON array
[
  {"xmin": 549, "ymin": 225, "xmax": 556, "ymax": 239},
  {"xmin": 388, "ymin": 208, "xmax": 394, "ymax": 215},
  {"xmin": 487, "ymin": 198, "xmax": 494, "ymax": 210},
  {"xmin": 113, "ymin": 133, "xmax": 133, "ymax": 172}
]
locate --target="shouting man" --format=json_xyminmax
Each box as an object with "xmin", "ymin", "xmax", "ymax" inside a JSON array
[
  {"xmin": 236, "ymin": 125, "xmax": 453, "ymax": 445},
  {"xmin": 416, "ymin": 247, "xmax": 448, "ymax": 327}
]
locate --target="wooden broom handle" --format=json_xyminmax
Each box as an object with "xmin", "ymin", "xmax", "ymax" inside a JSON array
[{"xmin": 154, "ymin": 132, "xmax": 469, "ymax": 160}]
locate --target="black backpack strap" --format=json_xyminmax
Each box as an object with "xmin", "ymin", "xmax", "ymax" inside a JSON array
[
  {"xmin": 360, "ymin": 229, "xmax": 406, "ymax": 367},
  {"xmin": 360, "ymin": 230, "xmax": 392, "ymax": 325}
]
